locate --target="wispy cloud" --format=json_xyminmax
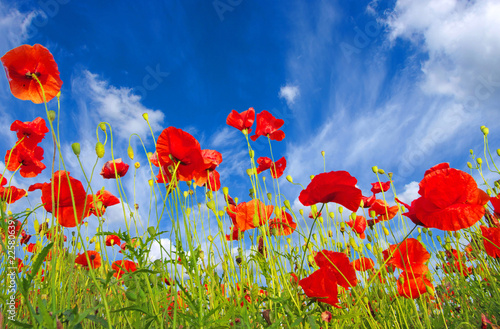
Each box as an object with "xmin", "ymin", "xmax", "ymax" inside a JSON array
[{"xmin": 279, "ymin": 84, "xmax": 300, "ymax": 107}]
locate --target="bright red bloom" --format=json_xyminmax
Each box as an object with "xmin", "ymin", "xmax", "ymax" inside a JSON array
[
  {"xmin": 1, "ymin": 44, "xmax": 63, "ymax": 104},
  {"xmin": 369, "ymin": 199, "xmax": 399, "ymax": 223},
  {"xmin": 106, "ymin": 234, "xmax": 121, "ymax": 246},
  {"xmin": 100, "ymin": 158, "xmax": 129, "ymax": 179},
  {"xmin": 361, "ymin": 194, "xmax": 376, "ymax": 208},
  {"xmin": 353, "ymin": 257, "xmax": 375, "ymax": 271},
  {"xmin": 382, "ymin": 238, "xmax": 430, "ymax": 275},
  {"xmin": 0, "ymin": 175, "xmax": 6, "ymax": 186},
  {"xmin": 412, "ymin": 163, "xmax": 489, "ymax": 231},
  {"xmin": 299, "ymin": 171, "xmax": 362, "ymax": 212},
  {"xmin": 371, "ymin": 181, "xmax": 391, "ymax": 194},
  {"xmin": 0, "ymin": 185, "xmax": 27, "ymax": 204},
  {"xmin": 480, "ymin": 225, "xmax": 500, "ymax": 258},
  {"xmin": 314, "ymin": 250, "xmax": 357, "ymax": 289},
  {"xmin": 156, "ymin": 127, "xmax": 208, "ymax": 182},
  {"xmin": 193, "ymin": 149, "xmax": 223, "ymax": 191},
  {"xmin": 16, "ymin": 258, "xmax": 24, "ymax": 272},
  {"xmin": 5, "ymin": 144, "xmax": 45, "ymax": 178},
  {"xmin": 40, "ymin": 171, "xmax": 89, "ymax": 227},
  {"xmin": 86, "ymin": 189, "xmax": 120, "ymax": 217},
  {"xmin": 256, "ymin": 156, "xmax": 286, "ymax": 178},
  {"xmin": 395, "ymin": 198, "xmax": 424, "ymax": 226},
  {"xmin": 269, "ymin": 210, "xmax": 296, "ymax": 236},
  {"xmin": 397, "ymin": 271, "xmax": 433, "ymax": 299},
  {"xmin": 250, "ymin": 110, "xmax": 285, "ymax": 142},
  {"xmin": 346, "ymin": 216, "xmax": 367, "ymax": 239},
  {"xmin": 112, "ymin": 260, "xmax": 137, "ymax": 278},
  {"xmin": 26, "ymin": 243, "xmax": 37, "ymax": 253},
  {"xmin": 226, "ymin": 108, "xmax": 255, "ymax": 133},
  {"xmin": 75, "ymin": 250, "xmax": 102, "ymax": 269},
  {"xmin": 10, "ymin": 117, "xmax": 49, "ymax": 148},
  {"xmin": 299, "ymin": 267, "xmax": 341, "ymax": 307},
  {"xmin": 226, "ymin": 199, "xmax": 274, "ymax": 240},
  {"xmin": 490, "ymin": 195, "xmax": 500, "ymax": 215}
]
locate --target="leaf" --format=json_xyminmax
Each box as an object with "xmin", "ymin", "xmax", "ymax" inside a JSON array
[
  {"xmin": 111, "ymin": 306, "xmax": 151, "ymax": 316},
  {"xmin": 86, "ymin": 314, "xmax": 114, "ymax": 328},
  {"xmin": 7, "ymin": 320, "xmax": 33, "ymax": 328},
  {"xmin": 28, "ymin": 242, "xmax": 53, "ymax": 281}
]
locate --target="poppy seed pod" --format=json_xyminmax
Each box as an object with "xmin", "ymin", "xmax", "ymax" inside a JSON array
[
  {"xmin": 71, "ymin": 143, "xmax": 80, "ymax": 156},
  {"xmin": 48, "ymin": 110, "xmax": 56, "ymax": 122},
  {"xmin": 95, "ymin": 142, "xmax": 105, "ymax": 158}
]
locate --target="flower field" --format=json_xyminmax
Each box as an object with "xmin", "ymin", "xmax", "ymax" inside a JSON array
[{"xmin": 0, "ymin": 44, "xmax": 499, "ymax": 328}]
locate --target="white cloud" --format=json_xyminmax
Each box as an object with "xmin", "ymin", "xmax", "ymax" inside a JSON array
[
  {"xmin": 397, "ymin": 181, "xmax": 419, "ymax": 203},
  {"xmin": 279, "ymin": 85, "xmax": 300, "ymax": 107},
  {"xmin": 71, "ymin": 70, "xmax": 165, "ymax": 140}
]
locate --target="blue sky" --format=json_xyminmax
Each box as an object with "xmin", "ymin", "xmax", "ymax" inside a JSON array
[{"xmin": 1, "ymin": 0, "xmax": 500, "ymax": 258}]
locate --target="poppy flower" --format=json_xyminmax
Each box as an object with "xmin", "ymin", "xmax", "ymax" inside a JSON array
[
  {"xmin": 442, "ymin": 261, "xmax": 472, "ymax": 277},
  {"xmin": 299, "ymin": 171, "xmax": 362, "ymax": 212},
  {"xmin": 156, "ymin": 127, "xmax": 208, "ymax": 182},
  {"xmin": 0, "ymin": 175, "xmax": 6, "ymax": 186},
  {"xmin": 1, "ymin": 44, "xmax": 63, "ymax": 104},
  {"xmin": 256, "ymin": 156, "xmax": 287, "ymax": 179},
  {"xmin": 226, "ymin": 108, "xmax": 255, "ymax": 134},
  {"xmin": 369, "ymin": 199, "xmax": 399, "ymax": 223},
  {"xmin": 86, "ymin": 189, "xmax": 120, "ymax": 217},
  {"xmin": 226, "ymin": 200, "xmax": 274, "ymax": 240},
  {"xmin": 100, "ymin": 158, "xmax": 129, "ymax": 179},
  {"xmin": 75, "ymin": 250, "xmax": 102, "ymax": 269},
  {"xmin": 269, "ymin": 210, "xmax": 296, "ymax": 236},
  {"xmin": 299, "ymin": 267, "xmax": 341, "ymax": 307},
  {"xmin": 395, "ymin": 198, "xmax": 424, "ymax": 226},
  {"xmin": 5, "ymin": 144, "xmax": 45, "ymax": 178},
  {"xmin": 353, "ymin": 257, "xmax": 375, "ymax": 271},
  {"xmin": 371, "ymin": 181, "xmax": 391, "ymax": 194},
  {"xmin": 112, "ymin": 260, "xmax": 137, "ymax": 278},
  {"xmin": 397, "ymin": 271, "xmax": 433, "ymax": 299},
  {"xmin": 16, "ymin": 258, "xmax": 24, "ymax": 272},
  {"xmin": 361, "ymin": 194, "xmax": 376, "ymax": 208},
  {"xmin": 20, "ymin": 232, "xmax": 32, "ymax": 245},
  {"xmin": 480, "ymin": 225, "xmax": 500, "ymax": 258},
  {"xmin": 204, "ymin": 170, "xmax": 221, "ymax": 191},
  {"xmin": 314, "ymin": 250, "xmax": 357, "ymax": 289},
  {"xmin": 193, "ymin": 149, "xmax": 223, "ymax": 191},
  {"xmin": 26, "ymin": 243, "xmax": 37, "ymax": 253},
  {"xmin": 40, "ymin": 171, "xmax": 89, "ymax": 227},
  {"xmin": 308, "ymin": 210, "xmax": 322, "ymax": 219},
  {"xmin": 250, "ymin": 110, "xmax": 285, "ymax": 142},
  {"xmin": 490, "ymin": 195, "xmax": 500, "ymax": 215},
  {"xmin": 10, "ymin": 117, "xmax": 49, "ymax": 149},
  {"xmin": 382, "ymin": 238, "xmax": 430, "ymax": 275},
  {"xmin": 412, "ymin": 163, "xmax": 489, "ymax": 231},
  {"xmin": 346, "ymin": 215, "xmax": 367, "ymax": 239},
  {"xmin": 106, "ymin": 234, "xmax": 121, "ymax": 246},
  {"xmin": 0, "ymin": 185, "xmax": 27, "ymax": 204}
]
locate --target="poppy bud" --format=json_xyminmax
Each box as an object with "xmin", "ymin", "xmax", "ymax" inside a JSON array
[
  {"xmin": 329, "ymin": 212, "xmax": 334, "ymax": 219},
  {"xmin": 95, "ymin": 142, "xmax": 105, "ymax": 158},
  {"xmin": 497, "ymin": 149, "xmax": 500, "ymax": 157},
  {"xmin": 366, "ymin": 243, "xmax": 372, "ymax": 251},
  {"xmin": 454, "ymin": 231, "xmax": 460, "ymax": 239},
  {"xmin": 328, "ymin": 230, "xmax": 333, "ymax": 238},
  {"xmin": 383, "ymin": 227, "xmax": 389, "ymax": 236},
  {"xmin": 349, "ymin": 237, "xmax": 358, "ymax": 250},
  {"xmin": 369, "ymin": 210, "xmax": 376, "ymax": 218},
  {"xmin": 246, "ymin": 168, "xmax": 253, "ymax": 176},
  {"xmin": 127, "ymin": 146, "xmax": 134, "ymax": 160},
  {"xmin": 481, "ymin": 126, "xmax": 489, "ymax": 136},
  {"xmin": 426, "ymin": 285, "xmax": 435, "ymax": 296},
  {"xmin": 372, "ymin": 166, "xmax": 378, "ymax": 173},
  {"xmin": 148, "ymin": 226, "xmax": 156, "ymax": 236},
  {"xmin": 313, "ymin": 233, "xmax": 318, "ymax": 242},
  {"xmin": 321, "ymin": 150, "xmax": 325, "ymax": 157},
  {"xmin": 378, "ymin": 169, "xmax": 385, "ymax": 175},
  {"xmin": 338, "ymin": 206, "xmax": 343, "ymax": 214},
  {"xmin": 148, "ymin": 179, "xmax": 154, "ymax": 186},
  {"xmin": 286, "ymin": 175, "xmax": 293, "ymax": 183},
  {"xmin": 307, "ymin": 255, "xmax": 314, "ymax": 265},
  {"xmin": 48, "ymin": 110, "xmax": 56, "ymax": 122},
  {"xmin": 208, "ymin": 235, "xmax": 213, "ymax": 242},
  {"xmin": 234, "ymin": 197, "xmax": 238, "ymax": 204},
  {"xmin": 388, "ymin": 172, "xmax": 393, "ymax": 179},
  {"xmin": 284, "ymin": 200, "xmax": 291, "ymax": 210},
  {"xmin": 206, "ymin": 201, "xmax": 215, "ymax": 211},
  {"xmin": 267, "ymin": 193, "xmax": 272, "ymax": 202},
  {"xmin": 340, "ymin": 222, "xmax": 345, "ymax": 232},
  {"xmin": 99, "ymin": 122, "xmax": 106, "ymax": 132},
  {"xmin": 350, "ymin": 212, "xmax": 356, "ymax": 220},
  {"xmin": 183, "ymin": 191, "xmax": 188, "ymax": 198},
  {"xmin": 487, "ymin": 189, "xmax": 492, "ymax": 196},
  {"xmin": 318, "ymin": 216, "xmax": 323, "ymax": 223},
  {"xmin": 417, "ymin": 228, "xmax": 422, "ymax": 234},
  {"xmin": 299, "ymin": 209, "xmax": 303, "ymax": 216},
  {"xmin": 95, "ymin": 242, "xmax": 101, "ymax": 252},
  {"xmin": 477, "ymin": 158, "xmax": 483, "ymax": 165},
  {"xmin": 218, "ymin": 210, "xmax": 224, "ymax": 217},
  {"xmin": 309, "ymin": 175, "xmax": 315, "ymax": 180},
  {"xmin": 249, "ymin": 150, "xmax": 254, "ymax": 158},
  {"xmin": 363, "ymin": 297, "xmax": 369, "ymax": 304},
  {"xmin": 71, "ymin": 143, "xmax": 81, "ymax": 156},
  {"xmin": 222, "ymin": 187, "xmax": 229, "ymax": 197},
  {"xmin": 142, "ymin": 113, "xmax": 149, "ymax": 121},
  {"xmin": 417, "ymin": 235, "xmax": 422, "ymax": 242},
  {"xmin": 436, "ymin": 236, "xmax": 441, "ymax": 243}
]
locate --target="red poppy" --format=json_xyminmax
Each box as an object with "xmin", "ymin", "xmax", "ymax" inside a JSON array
[
  {"xmin": 371, "ymin": 181, "xmax": 391, "ymax": 194},
  {"xmin": 346, "ymin": 215, "xmax": 367, "ymax": 239},
  {"xmin": 256, "ymin": 156, "xmax": 287, "ymax": 178},
  {"xmin": 299, "ymin": 171, "xmax": 362, "ymax": 212},
  {"xmin": 1, "ymin": 44, "xmax": 63, "ymax": 104},
  {"xmin": 442, "ymin": 261, "xmax": 472, "ymax": 277},
  {"xmin": 156, "ymin": 127, "xmax": 208, "ymax": 182},
  {"xmin": 490, "ymin": 195, "xmax": 500, "ymax": 215},
  {"xmin": 86, "ymin": 189, "xmax": 120, "ymax": 217},
  {"xmin": 269, "ymin": 210, "xmax": 296, "ymax": 236},
  {"xmin": 361, "ymin": 194, "xmax": 376, "ymax": 208},
  {"xmin": 382, "ymin": 238, "xmax": 430, "ymax": 275},
  {"xmin": 250, "ymin": 110, "xmax": 285, "ymax": 142},
  {"xmin": 6, "ymin": 218, "xmax": 25, "ymax": 237},
  {"xmin": 480, "ymin": 225, "xmax": 500, "ymax": 258},
  {"xmin": 100, "ymin": 158, "xmax": 129, "ymax": 179},
  {"xmin": 26, "ymin": 243, "xmax": 37, "ymax": 253},
  {"xmin": 308, "ymin": 210, "xmax": 322, "ymax": 219},
  {"xmin": 397, "ymin": 271, "xmax": 433, "ymax": 299},
  {"xmin": 226, "ymin": 108, "xmax": 255, "ymax": 133},
  {"xmin": 106, "ymin": 234, "xmax": 121, "ymax": 246},
  {"xmin": 412, "ymin": 163, "xmax": 489, "ymax": 231},
  {"xmin": 0, "ymin": 185, "xmax": 27, "ymax": 204},
  {"xmin": 16, "ymin": 258, "xmax": 24, "ymax": 272},
  {"xmin": 20, "ymin": 232, "xmax": 32, "ymax": 245},
  {"xmin": 353, "ymin": 257, "xmax": 375, "ymax": 271},
  {"xmin": 226, "ymin": 199, "xmax": 274, "ymax": 240},
  {"xmin": 395, "ymin": 198, "xmax": 424, "ymax": 226},
  {"xmin": 193, "ymin": 149, "xmax": 223, "ymax": 191},
  {"xmin": 369, "ymin": 199, "xmax": 399, "ymax": 223},
  {"xmin": 40, "ymin": 171, "xmax": 89, "ymax": 227},
  {"xmin": 299, "ymin": 267, "xmax": 341, "ymax": 307},
  {"xmin": 75, "ymin": 250, "xmax": 102, "ymax": 269},
  {"xmin": 5, "ymin": 144, "xmax": 45, "ymax": 178},
  {"xmin": 314, "ymin": 250, "xmax": 357, "ymax": 289},
  {"xmin": 112, "ymin": 260, "xmax": 137, "ymax": 278},
  {"xmin": 0, "ymin": 175, "xmax": 6, "ymax": 186},
  {"xmin": 10, "ymin": 117, "xmax": 49, "ymax": 149}
]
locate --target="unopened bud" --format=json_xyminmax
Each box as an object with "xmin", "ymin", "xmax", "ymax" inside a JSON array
[
  {"xmin": 99, "ymin": 122, "xmax": 106, "ymax": 132},
  {"xmin": 206, "ymin": 201, "xmax": 215, "ymax": 211},
  {"xmin": 286, "ymin": 175, "xmax": 293, "ymax": 183},
  {"xmin": 267, "ymin": 193, "xmax": 272, "ymax": 202},
  {"xmin": 127, "ymin": 146, "xmax": 134, "ymax": 160},
  {"xmin": 299, "ymin": 209, "xmax": 303, "ymax": 216},
  {"xmin": 378, "ymin": 169, "xmax": 385, "ymax": 175},
  {"xmin": 477, "ymin": 158, "xmax": 483, "ymax": 165},
  {"xmin": 48, "ymin": 110, "xmax": 56, "ymax": 122},
  {"xmin": 223, "ymin": 187, "xmax": 229, "ymax": 197},
  {"xmin": 71, "ymin": 143, "xmax": 80, "ymax": 156},
  {"xmin": 310, "ymin": 175, "xmax": 315, "ymax": 180},
  {"xmin": 208, "ymin": 235, "xmax": 213, "ymax": 242},
  {"xmin": 134, "ymin": 162, "xmax": 140, "ymax": 169},
  {"xmin": 284, "ymin": 200, "xmax": 291, "ymax": 210},
  {"xmin": 148, "ymin": 226, "xmax": 156, "ymax": 236},
  {"xmin": 338, "ymin": 206, "xmax": 343, "ymax": 214},
  {"xmin": 372, "ymin": 166, "xmax": 378, "ymax": 173},
  {"xmin": 249, "ymin": 150, "xmax": 254, "ymax": 158},
  {"xmin": 383, "ymin": 227, "xmax": 389, "ymax": 236},
  {"xmin": 329, "ymin": 212, "xmax": 334, "ymax": 219},
  {"xmin": 481, "ymin": 126, "xmax": 489, "ymax": 136},
  {"xmin": 142, "ymin": 113, "xmax": 149, "ymax": 121},
  {"xmin": 95, "ymin": 142, "xmax": 105, "ymax": 158},
  {"xmin": 321, "ymin": 151, "xmax": 325, "ymax": 157}
]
